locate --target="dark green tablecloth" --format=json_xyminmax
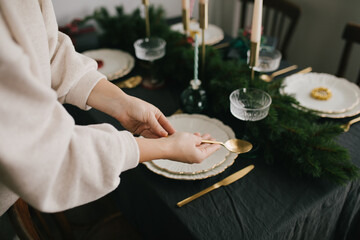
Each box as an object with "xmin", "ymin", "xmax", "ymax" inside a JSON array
[{"xmin": 79, "ymin": 85, "xmax": 360, "ymax": 240}]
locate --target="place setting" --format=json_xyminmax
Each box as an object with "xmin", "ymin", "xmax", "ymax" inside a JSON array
[
  {"xmin": 143, "ymin": 114, "xmax": 245, "ymax": 180},
  {"xmin": 281, "ymin": 72, "xmax": 360, "ymax": 119},
  {"xmin": 170, "ymin": 20, "xmax": 224, "ymax": 46},
  {"xmin": 82, "ymin": 48, "xmax": 145, "ymax": 89},
  {"xmin": 170, "ymin": 0, "xmax": 224, "ymax": 46},
  {"xmin": 82, "ymin": 48, "xmax": 135, "ymax": 81}
]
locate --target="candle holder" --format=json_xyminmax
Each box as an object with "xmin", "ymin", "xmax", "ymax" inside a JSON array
[
  {"xmin": 199, "ymin": 2, "xmax": 208, "ymax": 29},
  {"xmin": 180, "ymin": 33, "xmax": 207, "ymax": 113},
  {"xmin": 180, "ymin": 80, "xmax": 207, "ymax": 113},
  {"xmin": 142, "ymin": 0, "xmax": 150, "ymax": 38},
  {"xmin": 182, "ymin": 9, "xmax": 190, "ymax": 36},
  {"xmin": 249, "ymin": 41, "xmax": 260, "ymax": 80},
  {"xmin": 199, "ymin": 1, "xmax": 208, "ymax": 81}
]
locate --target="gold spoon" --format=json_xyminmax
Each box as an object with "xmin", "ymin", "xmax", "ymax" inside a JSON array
[
  {"xmin": 260, "ymin": 65, "xmax": 298, "ymax": 82},
  {"xmin": 201, "ymin": 139, "xmax": 253, "ymax": 154},
  {"xmin": 341, "ymin": 116, "xmax": 360, "ymax": 132},
  {"xmin": 294, "ymin": 66, "xmax": 312, "ymax": 74}
]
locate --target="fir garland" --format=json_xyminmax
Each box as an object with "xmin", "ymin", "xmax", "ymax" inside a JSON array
[{"xmin": 85, "ymin": 6, "xmax": 359, "ymax": 184}]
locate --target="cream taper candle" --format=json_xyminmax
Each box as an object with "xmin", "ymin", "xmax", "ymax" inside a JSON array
[
  {"xmin": 250, "ymin": 0, "xmax": 263, "ymax": 43},
  {"xmin": 182, "ymin": 0, "xmax": 189, "ymax": 9}
]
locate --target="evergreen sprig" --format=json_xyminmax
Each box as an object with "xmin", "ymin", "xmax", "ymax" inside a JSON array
[
  {"xmin": 85, "ymin": 6, "xmax": 359, "ymax": 184},
  {"xmin": 207, "ymin": 68, "xmax": 359, "ymax": 184}
]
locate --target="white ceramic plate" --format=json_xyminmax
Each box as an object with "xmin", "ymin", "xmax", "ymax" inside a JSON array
[
  {"xmin": 301, "ymin": 91, "xmax": 360, "ymax": 119},
  {"xmin": 316, "ymin": 99, "xmax": 360, "ymax": 118},
  {"xmin": 83, "ymin": 48, "xmax": 134, "ymax": 81},
  {"xmin": 143, "ymin": 114, "xmax": 238, "ymax": 180},
  {"xmin": 170, "ymin": 22, "xmax": 224, "ymax": 45},
  {"xmin": 282, "ymin": 72, "xmax": 359, "ymax": 114}
]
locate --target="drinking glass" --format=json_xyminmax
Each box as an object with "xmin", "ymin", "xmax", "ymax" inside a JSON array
[
  {"xmin": 230, "ymin": 88, "xmax": 272, "ymax": 121},
  {"xmin": 247, "ymin": 46, "xmax": 281, "ymax": 72},
  {"xmin": 134, "ymin": 37, "xmax": 166, "ymax": 89},
  {"xmin": 229, "ymin": 88, "xmax": 272, "ymax": 153}
]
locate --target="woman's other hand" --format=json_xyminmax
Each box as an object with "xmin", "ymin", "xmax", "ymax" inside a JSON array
[{"xmin": 136, "ymin": 132, "xmax": 221, "ymax": 164}]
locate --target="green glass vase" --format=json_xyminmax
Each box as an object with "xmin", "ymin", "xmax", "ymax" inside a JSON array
[{"xmin": 180, "ymin": 80, "xmax": 207, "ymax": 114}]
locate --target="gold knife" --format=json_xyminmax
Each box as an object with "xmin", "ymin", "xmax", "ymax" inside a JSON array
[{"xmin": 177, "ymin": 164, "xmax": 255, "ymax": 207}]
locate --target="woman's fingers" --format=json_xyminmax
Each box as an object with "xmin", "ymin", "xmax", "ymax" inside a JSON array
[
  {"xmin": 157, "ymin": 114, "xmax": 176, "ymax": 135},
  {"xmin": 146, "ymin": 112, "xmax": 176, "ymax": 138},
  {"xmin": 202, "ymin": 143, "xmax": 221, "ymax": 157},
  {"xmin": 198, "ymin": 133, "xmax": 220, "ymax": 155},
  {"xmin": 147, "ymin": 114, "xmax": 169, "ymax": 138},
  {"xmin": 201, "ymin": 133, "xmax": 211, "ymax": 140}
]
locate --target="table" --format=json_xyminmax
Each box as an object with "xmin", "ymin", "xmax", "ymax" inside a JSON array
[
  {"xmin": 65, "ymin": 17, "xmax": 360, "ymax": 239},
  {"xmin": 73, "ymin": 83, "xmax": 360, "ymax": 240}
]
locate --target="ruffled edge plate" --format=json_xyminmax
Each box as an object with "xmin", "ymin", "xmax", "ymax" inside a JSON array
[
  {"xmin": 143, "ymin": 114, "xmax": 238, "ymax": 180},
  {"xmin": 83, "ymin": 48, "xmax": 135, "ymax": 81},
  {"xmin": 170, "ymin": 22, "xmax": 224, "ymax": 45},
  {"xmin": 282, "ymin": 72, "xmax": 359, "ymax": 114}
]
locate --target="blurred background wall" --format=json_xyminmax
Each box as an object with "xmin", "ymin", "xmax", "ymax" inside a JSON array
[{"xmin": 53, "ymin": 0, "xmax": 360, "ymax": 82}]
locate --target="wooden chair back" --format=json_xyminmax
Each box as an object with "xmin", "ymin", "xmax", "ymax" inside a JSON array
[
  {"xmin": 7, "ymin": 199, "xmax": 75, "ymax": 240},
  {"xmin": 239, "ymin": 0, "xmax": 301, "ymax": 58},
  {"xmin": 7, "ymin": 198, "xmax": 142, "ymax": 240},
  {"xmin": 7, "ymin": 199, "xmax": 43, "ymax": 240},
  {"xmin": 336, "ymin": 22, "xmax": 360, "ymax": 85}
]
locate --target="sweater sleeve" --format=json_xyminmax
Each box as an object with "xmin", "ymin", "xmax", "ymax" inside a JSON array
[
  {"xmin": 41, "ymin": 0, "xmax": 104, "ymax": 110},
  {"xmin": 0, "ymin": 14, "xmax": 139, "ymax": 213},
  {"xmin": 50, "ymin": 31, "xmax": 104, "ymax": 110}
]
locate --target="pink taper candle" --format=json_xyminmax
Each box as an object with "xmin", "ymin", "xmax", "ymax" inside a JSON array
[{"xmin": 250, "ymin": 0, "xmax": 263, "ymax": 42}]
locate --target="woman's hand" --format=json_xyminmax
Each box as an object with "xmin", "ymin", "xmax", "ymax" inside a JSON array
[
  {"xmin": 114, "ymin": 95, "xmax": 175, "ymax": 138},
  {"xmin": 165, "ymin": 132, "xmax": 221, "ymax": 164},
  {"xmin": 136, "ymin": 132, "xmax": 221, "ymax": 163},
  {"xmin": 87, "ymin": 79, "xmax": 175, "ymax": 138}
]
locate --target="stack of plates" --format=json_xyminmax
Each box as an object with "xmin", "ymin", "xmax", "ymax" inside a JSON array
[
  {"xmin": 83, "ymin": 48, "xmax": 135, "ymax": 81},
  {"xmin": 143, "ymin": 114, "xmax": 238, "ymax": 180},
  {"xmin": 281, "ymin": 72, "xmax": 360, "ymax": 118},
  {"xmin": 170, "ymin": 22, "xmax": 224, "ymax": 45}
]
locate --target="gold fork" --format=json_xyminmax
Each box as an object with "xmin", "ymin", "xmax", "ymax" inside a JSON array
[{"xmin": 341, "ymin": 116, "xmax": 360, "ymax": 132}]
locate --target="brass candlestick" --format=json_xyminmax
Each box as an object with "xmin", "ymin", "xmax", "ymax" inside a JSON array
[
  {"xmin": 143, "ymin": 0, "xmax": 150, "ymax": 38},
  {"xmin": 199, "ymin": 2, "xmax": 208, "ymax": 29},
  {"xmin": 199, "ymin": 2, "xmax": 208, "ymax": 82},
  {"xmin": 182, "ymin": 9, "xmax": 190, "ymax": 36},
  {"xmin": 249, "ymin": 41, "xmax": 260, "ymax": 80}
]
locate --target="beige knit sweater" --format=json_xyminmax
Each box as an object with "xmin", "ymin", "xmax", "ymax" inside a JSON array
[{"xmin": 0, "ymin": 0, "xmax": 139, "ymax": 215}]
